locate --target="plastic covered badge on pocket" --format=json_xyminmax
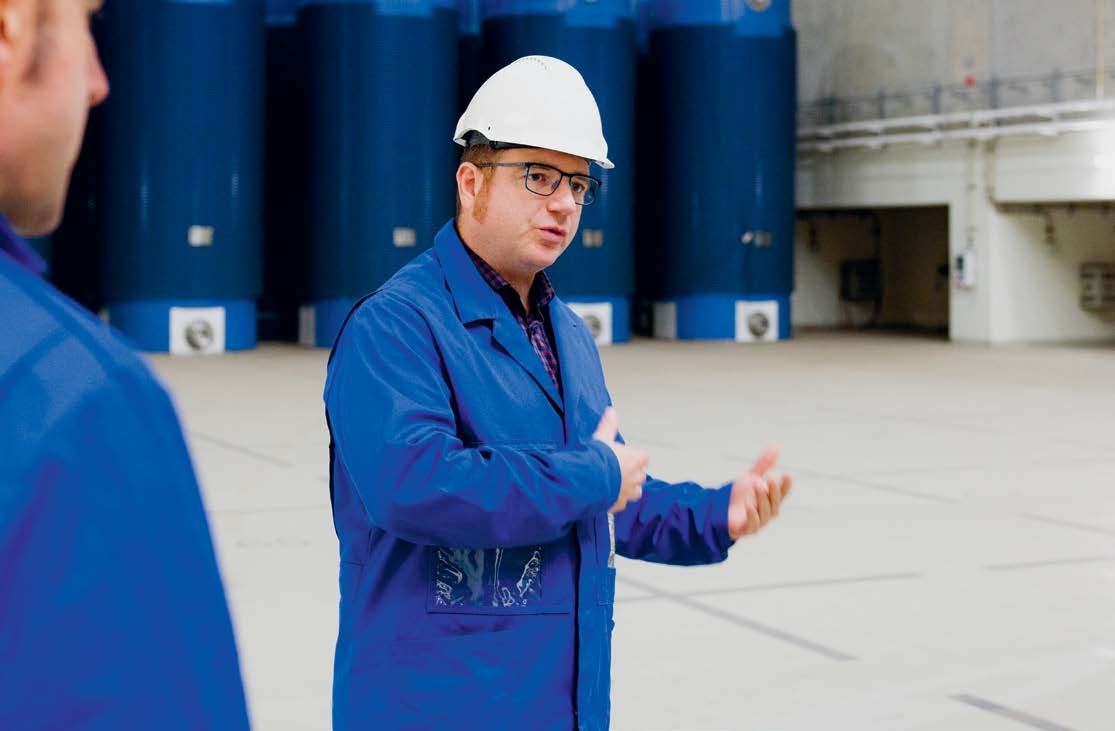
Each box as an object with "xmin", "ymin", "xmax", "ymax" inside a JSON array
[{"xmin": 433, "ymin": 546, "xmax": 544, "ymax": 609}]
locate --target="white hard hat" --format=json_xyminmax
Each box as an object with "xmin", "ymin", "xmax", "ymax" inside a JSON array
[{"xmin": 454, "ymin": 55, "xmax": 614, "ymax": 170}]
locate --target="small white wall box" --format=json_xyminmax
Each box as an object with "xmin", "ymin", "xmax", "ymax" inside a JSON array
[
  {"xmin": 1080, "ymin": 262, "xmax": 1115, "ymax": 312},
  {"xmin": 954, "ymin": 249, "xmax": 976, "ymax": 289},
  {"xmin": 567, "ymin": 302, "xmax": 614, "ymax": 346},
  {"xmin": 735, "ymin": 300, "xmax": 780, "ymax": 342},
  {"xmin": 169, "ymin": 307, "xmax": 226, "ymax": 355}
]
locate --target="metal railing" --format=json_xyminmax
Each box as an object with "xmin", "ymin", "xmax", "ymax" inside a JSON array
[
  {"xmin": 799, "ymin": 67, "xmax": 1115, "ymax": 127},
  {"xmin": 798, "ymin": 67, "xmax": 1115, "ymax": 153}
]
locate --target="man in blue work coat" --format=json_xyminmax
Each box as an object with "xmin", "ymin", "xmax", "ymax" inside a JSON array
[
  {"xmin": 0, "ymin": 1, "xmax": 251, "ymax": 728},
  {"xmin": 325, "ymin": 55, "xmax": 793, "ymax": 731}
]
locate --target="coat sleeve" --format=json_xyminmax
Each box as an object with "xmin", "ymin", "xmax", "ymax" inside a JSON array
[
  {"xmin": 0, "ymin": 362, "xmax": 250, "ymax": 731},
  {"xmin": 613, "ymin": 475, "xmax": 735, "ymax": 566},
  {"xmin": 324, "ymin": 292, "xmax": 621, "ymax": 549},
  {"xmin": 598, "ymin": 391, "xmax": 736, "ymax": 567}
]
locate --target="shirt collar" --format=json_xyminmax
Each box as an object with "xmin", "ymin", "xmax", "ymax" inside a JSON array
[
  {"xmin": 0, "ymin": 213, "xmax": 48, "ymax": 277},
  {"xmin": 461, "ymin": 240, "xmax": 555, "ymax": 315}
]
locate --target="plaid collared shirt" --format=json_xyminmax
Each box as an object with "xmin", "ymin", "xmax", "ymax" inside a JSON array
[{"xmin": 463, "ymin": 243, "xmax": 562, "ymax": 395}]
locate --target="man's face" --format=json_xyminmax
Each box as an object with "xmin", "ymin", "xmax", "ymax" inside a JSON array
[
  {"xmin": 0, "ymin": 0, "xmax": 109, "ymax": 236},
  {"xmin": 460, "ymin": 146, "xmax": 588, "ymax": 284}
]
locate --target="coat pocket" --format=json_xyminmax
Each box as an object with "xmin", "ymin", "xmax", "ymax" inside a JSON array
[{"xmin": 426, "ymin": 544, "xmax": 572, "ymax": 615}]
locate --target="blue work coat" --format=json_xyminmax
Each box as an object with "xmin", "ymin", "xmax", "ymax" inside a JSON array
[
  {"xmin": 325, "ymin": 220, "xmax": 734, "ymax": 731},
  {"xmin": 0, "ymin": 216, "xmax": 250, "ymax": 730}
]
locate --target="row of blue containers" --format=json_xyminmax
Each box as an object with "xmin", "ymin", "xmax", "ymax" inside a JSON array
[{"xmin": 57, "ymin": 0, "xmax": 795, "ymax": 353}]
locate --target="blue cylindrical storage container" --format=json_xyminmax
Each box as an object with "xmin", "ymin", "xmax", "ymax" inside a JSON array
[
  {"xmin": 648, "ymin": 0, "xmax": 796, "ymax": 342},
  {"xmin": 458, "ymin": 0, "xmax": 483, "ymax": 114},
  {"xmin": 632, "ymin": 0, "xmax": 656, "ymax": 336},
  {"xmin": 96, "ymin": 0, "xmax": 266, "ymax": 354},
  {"xmin": 260, "ymin": 0, "xmax": 308, "ymax": 342},
  {"xmin": 298, "ymin": 0, "xmax": 459, "ymax": 348},
  {"xmin": 480, "ymin": 0, "xmax": 636, "ymax": 345}
]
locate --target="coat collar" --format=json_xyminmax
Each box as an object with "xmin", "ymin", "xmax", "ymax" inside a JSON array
[
  {"xmin": 0, "ymin": 214, "xmax": 47, "ymax": 277},
  {"xmin": 433, "ymin": 220, "xmax": 577, "ymax": 415},
  {"xmin": 433, "ymin": 220, "xmax": 501, "ymax": 325}
]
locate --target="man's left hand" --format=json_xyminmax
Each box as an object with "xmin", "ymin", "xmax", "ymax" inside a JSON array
[{"xmin": 727, "ymin": 445, "xmax": 793, "ymax": 541}]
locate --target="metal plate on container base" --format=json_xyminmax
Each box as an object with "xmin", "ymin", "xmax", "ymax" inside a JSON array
[
  {"xmin": 169, "ymin": 306, "xmax": 227, "ymax": 355},
  {"xmin": 566, "ymin": 302, "xmax": 614, "ymax": 346},
  {"xmin": 735, "ymin": 300, "xmax": 779, "ymax": 343}
]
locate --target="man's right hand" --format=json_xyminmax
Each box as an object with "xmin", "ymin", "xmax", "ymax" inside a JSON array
[{"xmin": 592, "ymin": 407, "xmax": 649, "ymax": 514}]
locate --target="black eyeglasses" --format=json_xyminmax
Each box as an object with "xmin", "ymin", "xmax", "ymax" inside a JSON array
[{"xmin": 475, "ymin": 162, "xmax": 601, "ymax": 206}]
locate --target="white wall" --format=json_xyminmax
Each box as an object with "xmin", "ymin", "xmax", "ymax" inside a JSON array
[
  {"xmin": 797, "ymin": 128, "xmax": 1115, "ymax": 343},
  {"xmin": 992, "ymin": 129, "xmax": 1115, "ymax": 202},
  {"xmin": 990, "ymin": 207, "xmax": 1115, "ymax": 342},
  {"xmin": 798, "ymin": 140, "xmax": 986, "ymax": 341},
  {"xmin": 795, "ymin": 0, "xmax": 1115, "ymax": 110},
  {"xmin": 792, "ymin": 1, "xmax": 1115, "ymax": 343}
]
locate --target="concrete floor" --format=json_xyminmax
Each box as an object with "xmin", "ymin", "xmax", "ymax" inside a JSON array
[{"xmin": 151, "ymin": 332, "xmax": 1115, "ymax": 731}]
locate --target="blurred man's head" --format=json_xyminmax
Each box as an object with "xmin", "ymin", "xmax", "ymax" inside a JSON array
[{"xmin": 0, "ymin": 0, "xmax": 108, "ymax": 237}]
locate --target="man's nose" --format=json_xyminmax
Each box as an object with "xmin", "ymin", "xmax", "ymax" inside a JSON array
[{"xmin": 548, "ymin": 176, "xmax": 578, "ymax": 212}]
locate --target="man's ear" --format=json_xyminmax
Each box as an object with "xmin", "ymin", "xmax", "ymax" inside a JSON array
[{"xmin": 456, "ymin": 162, "xmax": 481, "ymax": 212}]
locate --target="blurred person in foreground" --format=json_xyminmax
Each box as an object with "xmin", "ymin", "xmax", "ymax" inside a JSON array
[{"xmin": 0, "ymin": 1, "xmax": 251, "ymax": 727}]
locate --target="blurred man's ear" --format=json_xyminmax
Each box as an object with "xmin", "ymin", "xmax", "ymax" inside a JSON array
[{"xmin": 0, "ymin": 0, "xmax": 29, "ymax": 85}]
